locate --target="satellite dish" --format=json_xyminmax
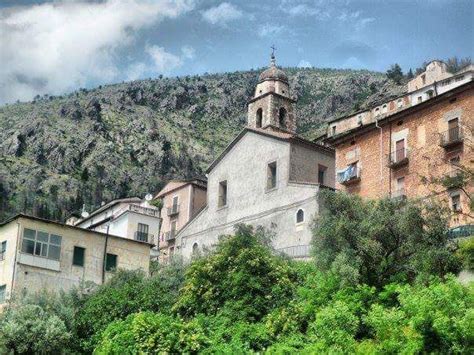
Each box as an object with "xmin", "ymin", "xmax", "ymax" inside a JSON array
[
  {"xmin": 145, "ymin": 193, "xmax": 153, "ymax": 201},
  {"xmin": 81, "ymin": 211, "xmax": 90, "ymax": 218}
]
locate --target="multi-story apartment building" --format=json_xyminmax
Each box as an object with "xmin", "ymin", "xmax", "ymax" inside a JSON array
[
  {"xmin": 73, "ymin": 197, "xmax": 161, "ymax": 257},
  {"xmin": 154, "ymin": 179, "xmax": 207, "ymax": 263},
  {"xmin": 325, "ymin": 77, "xmax": 473, "ymax": 227},
  {"xmin": 0, "ymin": 214, "xmax": 151, "ymax": 308}
]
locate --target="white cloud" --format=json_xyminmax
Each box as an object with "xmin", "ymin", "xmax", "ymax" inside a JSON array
[
  {"xmin": 201, "ymin": 2, "xmax": 243, "ymax": 26},
  {"xmin": 258, "ymin": 24, "xmax": 285, "ymax": 38},
  {"xmin": 181, "ymin": 45, "xmax": 196, "ymax": 60},
  {"xmin": 146, "ymin": 45, "xmax": 183, "ymax": 72},
  {"xmin": 0, "ymin": 0, "xmax": 194, "ymax": 103},
  {"xmin": 298, "ymin": 60, "xmax": 312, "ymax": 68}
]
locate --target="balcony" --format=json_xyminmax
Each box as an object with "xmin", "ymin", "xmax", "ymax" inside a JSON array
[
  {"xmin": 337, "ymin": 166, "xmax": 361, "ymax": 185},
  {"xmin": 115, "ymin": 204, "xmax": 160, "ymax": 218},
  {"xmin": 134, "ymin": 231, "xmax": 152, "ymax": 243},
  {"xmin": 167, "ymin": 204, "xmax": 180, "ymax": 216},
  {"xmin": 387, "ymin": 148, "xmax": 409, "ymax": 169},
  {"xmin": 439, "ymin": 126, "xmax": 463, "ymax": 149},
  {"xmin": 165, "ymin": 230, "xmax": 176, "ymax": 242}
]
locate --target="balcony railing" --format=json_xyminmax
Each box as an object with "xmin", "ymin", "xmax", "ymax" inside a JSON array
[
  {"xmin": 439, "ymin": 126, "xmax": 463, "ymax": 148},
  {"xmin": 165, "ymin": 230, "xmax": 176, "ymax": 241},
  {"xmin": 337, "ymin": 166, "xmax": 361, "ymax": 185},
  {"xmin": 115, "ymin": 204, "xmax": 160, "ymax": 218},
  {"xmin": 134, "ymin": 231, "xmax": 152, "ymax": 243},
  {"xmin": 276, "ymin": 245, "xmax": 311, "ymax": 259},
  {"xmin": 387, "ymin": 148, "xmax": 409, "ymax": 168},
  {"xmin": 167, "ymin": 205, "xmax": 180, "ymax": 216}
]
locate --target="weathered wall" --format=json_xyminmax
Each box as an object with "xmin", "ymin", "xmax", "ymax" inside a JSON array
[
  {"xmin": 335, "ymin": 86, "xmax": 474, "ymax": 226},
  {"xmin": 0, "ymin": 222, "xmax": 19, "ymax": 308},
  {"xmin": 8, "ymin": 217, "xmax": 150, "ymax": 297},
  {"xmin": 289, "ymin": 143, "xmax": 335, "ymax": 187},
  {"xmin": 177, "ymin": 131, "xmax": 322, "ymax": 259}
]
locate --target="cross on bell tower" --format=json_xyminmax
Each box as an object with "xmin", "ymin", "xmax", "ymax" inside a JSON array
[{"xmin": 247, "ymin": 48, "xmax": 297, "ymax": 133}]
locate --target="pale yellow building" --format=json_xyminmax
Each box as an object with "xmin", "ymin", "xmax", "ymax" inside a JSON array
[{"xmin": 0, "ymin": 214, "xmax": 151, "ymax": 308}]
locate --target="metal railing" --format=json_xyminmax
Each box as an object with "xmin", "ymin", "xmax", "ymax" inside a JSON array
[
  {"xmin": 165, "ymin": 230, "xmax": 176, "ymax": 241},
  {"xmin": 115, "ymin": 204, "xmax": 160, "ymax": 218},
  {"xmin": 439, "ymin": 126, "xmax": 463, "ymax": 147},
  {"xmin": 167, "ymin": 205, "xmax": 180, "ymax": 216},
  {"xmin": 134, "ymin": 231, "xmax": 152, "ymax": 243},
  {"xmin": 276, "ymin": 245, "xmax": 311, "ymax": 259},
  {"xmin": 387, "ymin": 148, "xmax": 409, "ymax": 167}
]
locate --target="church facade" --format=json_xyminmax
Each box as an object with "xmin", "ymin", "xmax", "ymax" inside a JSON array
[{"xmin": 175, "ymin": 55, "xmax": 335, "ymax": 259}]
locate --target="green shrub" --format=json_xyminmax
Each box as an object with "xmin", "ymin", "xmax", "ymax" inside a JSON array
[
  {"xmin": 313, "ymin": 190, "xmax": 461, "ymax": 288},
  {"xmin": 0, "ymin": 304, "xmax": 71, "ymax": 354},
  {"xmin": 174, "ymin": 224, "xmax": 297, "ymax": 322},
  {"xmin": 95, "ymin": 312, "xmax": 210, "ymax": 354},
  {"xmin": 75, "ymin": 262, "xmax": 185, "ymax": 352},
  {"xmin": 457, "ymin": 237, "xmax": 474, "ymax": 271}
]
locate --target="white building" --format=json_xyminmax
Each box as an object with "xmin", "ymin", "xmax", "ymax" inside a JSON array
[
  {"xmin": 73, "ymin": 197, "xmax": 161, "ymax": 256},
  {"xmin": 176, "ymin": 55, "xmax": 335, "ymax": 260}
]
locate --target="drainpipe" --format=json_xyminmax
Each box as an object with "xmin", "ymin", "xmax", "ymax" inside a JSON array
[
  {"xmin": 101, "ymin": 223, "xmax": 110, "ymax": 284},
  {"xmin": 375, "ymin": 118, "xmax": 383, "ymax": 196},
  {"xmin": 10, "ymin": 222, "xmax": 21, "ymax": 299}
]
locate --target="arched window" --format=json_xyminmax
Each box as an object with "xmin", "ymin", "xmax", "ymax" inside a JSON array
[
  {"xmin": 296, "ymin": 209, "xmax": 304, "ymax": 224},
  {"xmin": 279, "ymin": 107, "xmax": 287, "ymax": 128},
  {"xmin": 192, "ymin": 242, "xmax": 199, "ymax": 254},
  {"xmin": 256, "ymin": 108, "xmax": 263, "ymax": 128}
]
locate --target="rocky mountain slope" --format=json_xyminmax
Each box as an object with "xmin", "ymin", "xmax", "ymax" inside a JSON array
[{"xmin": 0, "ymin": 67, "xmax": 405, "ymax": 221}]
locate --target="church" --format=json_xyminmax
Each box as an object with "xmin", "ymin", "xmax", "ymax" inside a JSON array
[{"xmin": 175, "ymin": 53, "xmax": 335, "ymax": 259}]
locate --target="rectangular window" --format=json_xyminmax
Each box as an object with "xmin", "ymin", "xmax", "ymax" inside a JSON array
[
  {"xmin": 72, "ymin": 246, "xmax": 85, "ymax": 267},
  {"xmin": 170, "ymin": 220, "xmax": 177, "ymax": 232},
  {"xmin": 218, "ymin": 180, "xmax": 228, "ymax": 207},
  {"xmin": 331, "ymin": 126, "xmax": 336, "ymax": 135},
  {"xmin": 21, "ymin": 229, "xmax": 62, "ymax": 261},
  {"xmin": 0, "ymin": 241, "xmax": 6, "ymax": 261},
  {"xmin": 136, "ymin": 223, "xmax": 149, "ymax": 242},
  {"xmin": 417, "ymin": 96, "xmax": 422, "ymax": 103},
  {"xmin": 318, "ymin": 165, "xmax": 327, "ymax": 185},
  {"xmin": 395, "ymin": 139, "xmax": 406, "ymax": 162},
  {"xmin": 267, "ymin": 162, "xmax": 277, "ymax": 190},
  {"xmin": 451, "ymin": 194, "xmax": 461, "ymax": 212},
  {"xmin": 172, "ymin": 196, "xmax": 178, "ymax": 208},
  {"xmin": 0, "ymin": 285, "xmax": 6, "ymax": 303},
  {"xmin": 105, "ymin": 253, "xmax": 117, "ymax": 272}
]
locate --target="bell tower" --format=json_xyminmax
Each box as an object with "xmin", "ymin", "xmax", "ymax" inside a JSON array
[{"xmin": 247, "ymin": 48, "xmax": 296, "ymax": 133}]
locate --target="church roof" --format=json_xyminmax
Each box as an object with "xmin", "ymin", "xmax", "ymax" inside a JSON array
[
  {"xmin": 206, "ymin": 127, "xmax": 334, "ymax": 173},
  {"xmin": 258, "ymin": 64, "xmax": 289, "ymax": 83}
]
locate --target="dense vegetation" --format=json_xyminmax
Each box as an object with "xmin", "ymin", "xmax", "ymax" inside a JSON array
[
  {"xmin": 0, "ymin": 67, "xmax": 405, "ymax": 222},
  {"xmin": 0, "ymin": 192, "xmax": 472, "ymax": 354}
]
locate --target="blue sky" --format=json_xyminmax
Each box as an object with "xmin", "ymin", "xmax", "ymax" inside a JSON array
[{"xmin": 1, "ymin": 0, "xmax": 473, "ymax": 104}]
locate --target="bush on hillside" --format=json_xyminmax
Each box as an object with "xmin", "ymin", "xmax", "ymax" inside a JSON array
[{"xmin": 312, "ymin": 190, "xmax": 461, "ymax": 287}]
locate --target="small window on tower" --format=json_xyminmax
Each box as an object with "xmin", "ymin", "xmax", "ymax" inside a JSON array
[
  {"xmin": 451, "ymin": 193, "xmax": 461, "ymax": 212},
  {"xmin": 267, "ymin": 162, "xmax": 277, "ymax": 190},
  {"xmin": 279, "ymin": 107, "xmax": 287, "ymax": 128},
  {"xmin": 256, "ymin": 108, "xmax": 263, "ymax": 128}
]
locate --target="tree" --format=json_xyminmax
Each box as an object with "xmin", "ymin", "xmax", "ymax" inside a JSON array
[
  {"xmin": 445, "ymin": 56, "xmax": 472, "ymax": 73},
  {"xmin": 173, "ymin": 224, "xmax": 297, "ymax": 321},
  {"xmin": 406, "ymin": 68, "xmax": 414, "ymax": 79},
  {"xmin": 312, "ymin": 190, "xmax": 461, "ymax": 288},
  {"xmin": 386, "ymin": 64, "xmax": 404, "ymax": 84}
]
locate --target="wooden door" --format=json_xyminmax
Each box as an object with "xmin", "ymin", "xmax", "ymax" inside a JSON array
[{"xmin": 395, "ymin": 139, "xmax": 405, "ymax": 162}]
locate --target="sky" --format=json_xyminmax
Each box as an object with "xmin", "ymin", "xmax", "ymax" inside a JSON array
[{"xmin": 0, "ymin": 0, "xmax": 473, "ymax": 104}]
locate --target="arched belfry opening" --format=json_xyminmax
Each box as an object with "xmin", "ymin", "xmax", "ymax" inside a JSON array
[
  {"xmin": 279, "ymin": 107, "xmax": 287, "ymax": 128},
  {"xmin": 256, "ymin": 108, "xmax": 263, "ymax": 128}
]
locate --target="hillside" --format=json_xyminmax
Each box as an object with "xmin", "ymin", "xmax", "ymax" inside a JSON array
[{"xmin": 0, "ymin": 67, "xmax": 405, "ymax": 221}]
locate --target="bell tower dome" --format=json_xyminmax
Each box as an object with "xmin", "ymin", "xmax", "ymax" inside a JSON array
[{"xmin": 247, "ymin": 49, "xmax": 296, "ymax": 133}]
